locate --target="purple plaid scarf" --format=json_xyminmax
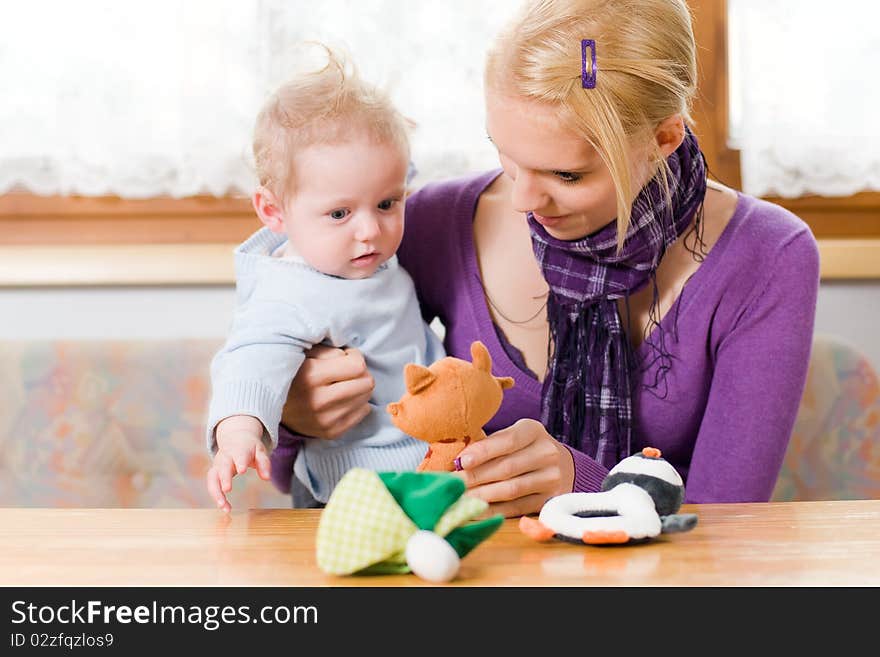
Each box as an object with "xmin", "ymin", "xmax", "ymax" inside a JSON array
[{"xmin": 530, "ymin": 127, "xmax": 707, "ymax": 468}]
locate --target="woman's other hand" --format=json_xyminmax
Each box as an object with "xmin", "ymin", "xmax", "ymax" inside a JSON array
[
  {"xmin": 455, "ymin": 419, "xmax": 574, "ymax": 517},
  {"xmin": 281, "ymin": 345, "xmax": 374, "ymax": 439}
]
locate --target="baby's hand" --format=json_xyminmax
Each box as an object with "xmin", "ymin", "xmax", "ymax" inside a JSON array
[{"xmin": 206, "ymin": 416, "xmax": 272, "ymax": 513}]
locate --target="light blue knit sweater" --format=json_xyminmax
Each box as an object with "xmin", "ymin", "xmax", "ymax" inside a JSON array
[{"xmin": 206, "ymin": 228, "xmax": 444, "ymax": 502}]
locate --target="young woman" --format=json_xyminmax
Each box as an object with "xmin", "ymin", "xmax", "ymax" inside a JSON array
[{"xmin": 274, "ymin": 0, "xmax": 819, "ymax": 517}]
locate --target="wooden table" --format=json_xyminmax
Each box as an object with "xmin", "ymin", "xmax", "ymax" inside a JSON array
[{"xmin": 2, "ymin": 500, "xmax": 879, "ymax": 586}]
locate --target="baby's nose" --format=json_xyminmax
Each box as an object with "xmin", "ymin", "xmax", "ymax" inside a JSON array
[{"xmin": 355, "ymin": 215, "xmax": 381, "ymax": 241}]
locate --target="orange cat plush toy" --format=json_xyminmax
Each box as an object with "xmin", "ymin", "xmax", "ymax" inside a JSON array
[{"xmin": 386, "ymin": 341, "xmax": 514, "ymax": 472}]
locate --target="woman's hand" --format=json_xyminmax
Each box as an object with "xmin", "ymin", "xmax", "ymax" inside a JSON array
[
  {"xmin": 281, "ymin": 345, "xmax": 375, "ymax": 439},
  {"xmin": 455, "ymin": 419, "xmax": 574, "ymax": 518}
]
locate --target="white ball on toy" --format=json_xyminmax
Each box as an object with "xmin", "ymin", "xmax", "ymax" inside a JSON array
[{"xmin": 405, "ymin": 530, "xmax": 461, "ymax": 583}]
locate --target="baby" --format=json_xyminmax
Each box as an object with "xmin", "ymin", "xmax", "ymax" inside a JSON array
[{"xmin": 205, "ymin": 47, "xmax": 443, "ymax": 511}]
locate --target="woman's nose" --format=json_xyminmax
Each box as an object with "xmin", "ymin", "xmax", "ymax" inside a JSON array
[{"xmin": 509, "ymin": 169, "xmax": 548, "ymax": 215}]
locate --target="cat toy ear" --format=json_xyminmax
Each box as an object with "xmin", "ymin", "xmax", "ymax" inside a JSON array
[
  {"xmin": 404, "ymin": 363, "xmax": 436, "ymax": 394},
  {"xmin": 470, "ymin": 341, "xmax": 492, "ymax": 373}
]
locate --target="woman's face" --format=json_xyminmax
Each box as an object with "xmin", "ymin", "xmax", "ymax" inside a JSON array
[{"xmin": 486, "ymin": 91, "xmax": 649, "ymax": 241}]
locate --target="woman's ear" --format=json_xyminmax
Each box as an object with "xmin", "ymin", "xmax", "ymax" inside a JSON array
[
  {"xmin": 655, "ymin": 114, "xmax": 686, "ymax": 158},
  {"xmin": 253, "ymin": 186, "xmax": 287, "ymax": 234}
]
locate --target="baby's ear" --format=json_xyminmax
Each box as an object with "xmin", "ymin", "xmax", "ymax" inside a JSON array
[
  {"xmin": 404, "ymin": 364, "xmax": 436, "ymax": 394},
  {"xmin": 253, "ymin": 186, "xmax": 287, "ymax": 234}
]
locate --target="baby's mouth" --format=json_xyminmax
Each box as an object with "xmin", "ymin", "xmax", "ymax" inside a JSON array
[{"xmin": 351, "ymin": 252, "xmax": 379, "ymax": 266}]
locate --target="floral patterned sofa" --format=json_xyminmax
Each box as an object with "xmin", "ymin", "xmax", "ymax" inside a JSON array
[
  {"xmin": 772, "ymin": 333, "xmax": 880, "ymax": 501},
  {"xmin": 2, "ymin": 333, "xmax": 877, "ymax": 508},
  {"xmin": 0, "ymin": 339, "xmax": 291, "ymax": 508}
]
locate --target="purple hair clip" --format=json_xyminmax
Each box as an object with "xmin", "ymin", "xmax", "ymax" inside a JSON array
[{"xmin": 581, "ymin": 39, "xmax": 597, "ymax": 89}]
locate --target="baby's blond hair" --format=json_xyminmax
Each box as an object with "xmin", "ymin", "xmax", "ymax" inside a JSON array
[
  {"xmin": 253, "ymin": 45, "xmax": 411, "ymax": 200},
  {"xmin": 485, "ymin": 0, "xmax": 698, "ymax": 247}
]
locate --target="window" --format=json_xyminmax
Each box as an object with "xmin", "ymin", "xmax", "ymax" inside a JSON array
[
  {"xmin": 0, "ymin": 0, "xmax": 517, "ymax": 250},
  {"xmin": 728, "ymin": 0, "xmax": 880, "ymax": 199},
  {"xmin": 2, "ymin": 0, "xmax": 877, "ymax": 282},
  {"xmin": 690, "ymin": 0, "xmax": 880, "ymax": 279}
]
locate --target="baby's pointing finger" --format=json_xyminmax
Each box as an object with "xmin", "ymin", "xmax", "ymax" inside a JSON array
[
  {"xmin": 206, "ymin": 469, "xmax": 224, "ymax": 507},
  {"xmin": 214, "ymin": 457, "xmax": 235, "ymax": 493}
]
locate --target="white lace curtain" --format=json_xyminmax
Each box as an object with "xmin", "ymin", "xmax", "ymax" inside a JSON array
[
  {"xmin": 0, "ymin": 0, "xmax": 516, "ymax": 198},
  {"xmin": 9, "ymin": 1, "xmax": 872, "ymax": 201},
  {"xmin": 728, "ymin": 0, "xmax": 880, "ymax": 198}
]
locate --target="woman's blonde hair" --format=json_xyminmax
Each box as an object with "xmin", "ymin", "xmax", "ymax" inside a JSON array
[
  {"xmin": 253, "ymin": 44, "xmax": 411, "ymax": 200},
  {"xmin": 485, "ymin": 0, "xmax": 698, "ymax": 247}
]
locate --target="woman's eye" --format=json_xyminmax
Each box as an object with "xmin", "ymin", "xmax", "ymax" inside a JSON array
[
  {"xmin": 329, "ymin": 208, "xmax": 349, "ymax": 221},
  {"xmin": 377, "ymin": 199, "xmax": 397, "ymax": 211},
  {"xmin": 553, "ymin": 171, "xmax": 582, "ymax": 184}
]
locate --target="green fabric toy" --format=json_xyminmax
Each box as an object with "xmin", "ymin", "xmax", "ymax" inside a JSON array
[{"xmin": 316, "ymin": 468, "xmax": 503, "ymax": 582}]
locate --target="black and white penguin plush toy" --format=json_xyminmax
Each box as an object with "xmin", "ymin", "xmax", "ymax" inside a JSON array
[{"xmin": 519, "ymin": 447, "xmax": 698, "ymax": 545}]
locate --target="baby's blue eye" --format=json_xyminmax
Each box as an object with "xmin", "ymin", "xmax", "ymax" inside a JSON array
[
  {"xmin": 329, "ymin": 208, "xmax": 349, "ymax": 221},
  {"xmin": 378, "ymin": 199, "xmax": 396, "ymax": 211}
]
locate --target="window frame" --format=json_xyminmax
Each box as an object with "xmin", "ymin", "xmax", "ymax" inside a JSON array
[
  {"xmin": 1, "ymin": 0, "xmax": 877, "ymax": 285},
  {"xmin": 690, "ymin": 0, "xmax": 880, "ymax": 244}
]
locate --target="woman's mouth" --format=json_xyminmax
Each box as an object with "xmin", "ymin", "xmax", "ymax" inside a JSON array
[{"xmin": 532, "ymin": 212, "xmax": 567, "ymax": 228}]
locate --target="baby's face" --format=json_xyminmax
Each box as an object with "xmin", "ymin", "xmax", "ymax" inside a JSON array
[{"xmin": 281, "ymin": 137, "xmax": 408, "ymax": 279}]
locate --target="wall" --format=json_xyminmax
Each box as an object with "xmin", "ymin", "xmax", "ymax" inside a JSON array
[
  {"xmin": 0, "ymin": 284, "xmax": 876, "ymax": 370},
  {"xmin": 0, "ymin": 287, "xmax": 234, "ymax": 340},
  {"xmin": 812, "ymin": 282, "xmax": 880, "ymax": 369}
]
